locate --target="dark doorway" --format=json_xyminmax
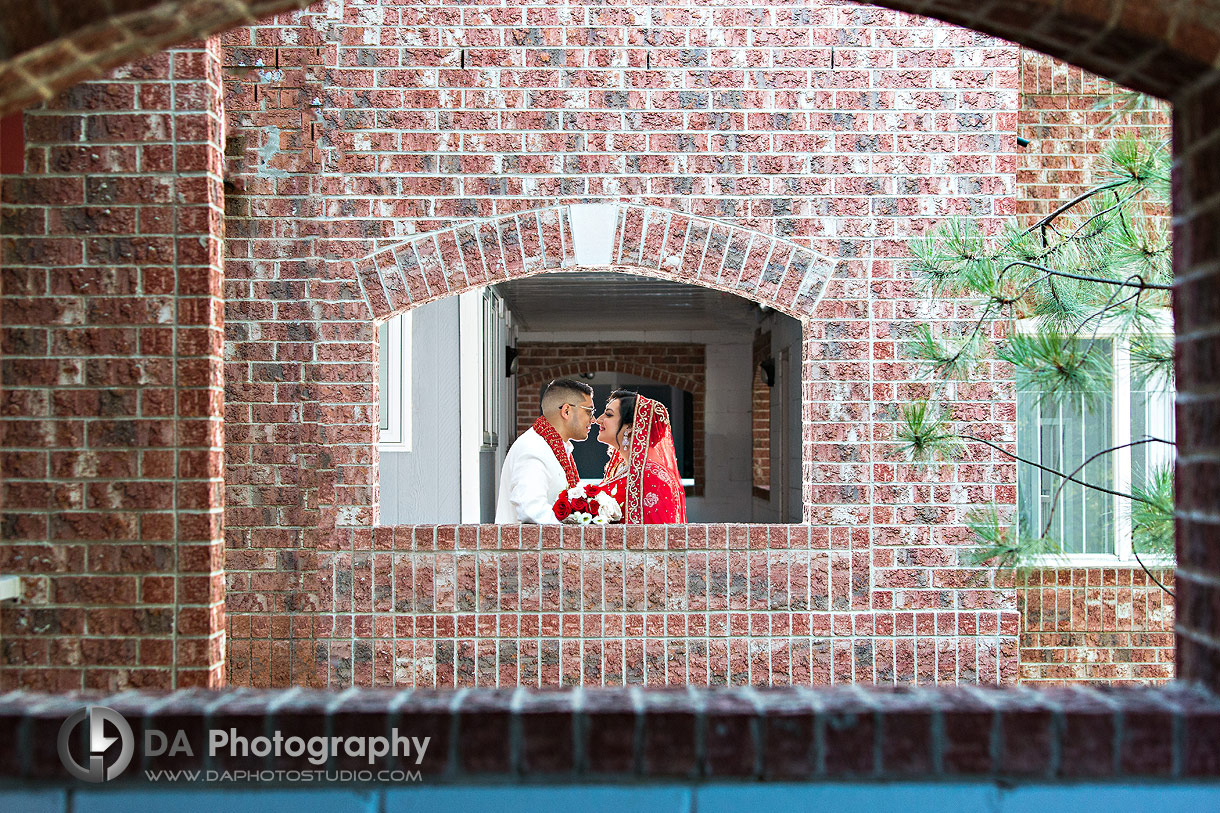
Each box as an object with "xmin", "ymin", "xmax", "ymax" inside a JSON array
[{"xmin": 572, "ymin": 384, "xmax": 693, "ymax": 482}]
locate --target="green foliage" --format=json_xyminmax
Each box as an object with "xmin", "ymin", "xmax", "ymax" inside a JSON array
[
  {"xmin": 963, "ymin": 506, "xmax": 1066, "ymax": 577},
  {"xmin": 996, "ymin": 332, "xmax": 1113, "ymax": 412},
  {"xmin": 900, "ymin": 127, "xmax": 1177, "ymax": 590},
  {"xmin": 904, "ymin": 324, "xmax": 985, "ymax": 381},
  {"xmin": 896, "ymin": 401, "xmax": 963, "ymax": 463},
  {"xmin": 1130, "ymin": 331, "xmax": 1175, "ymax": 390},
  {"xmin": 1131, "ymin": 465, "xmax": 1174, "ymax": 560}
]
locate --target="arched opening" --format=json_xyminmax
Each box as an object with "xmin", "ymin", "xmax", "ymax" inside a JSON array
[
  {"xmin": 345, "ymin": 203, "xmax": 832, "ymax": 530},
  {"xmin": 375, "ymin": 269, "xmax": 804, "ymax": 524}
]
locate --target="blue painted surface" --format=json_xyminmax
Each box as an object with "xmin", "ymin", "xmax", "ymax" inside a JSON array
[
  {"xmin": 696, "ymin": 783, "xmax": 1000, "ymax": 813},
  {"xmin": 66, "ymin": 788, "xmax": 380, "ymax": 813},
  {"xmin": 384, "ymin": 786, "xmax": 692, "ymax": 813},
  {"xmin": 3, "ymin": 782, "xmax": 1219, "ymax": 813},
  {"xmin": 0, "ymin": 789, "xmax": 68, "ymax": 813},
  {"xmin": 998, "ymin": 784, "xmax": 1220, "ymax": 812}
]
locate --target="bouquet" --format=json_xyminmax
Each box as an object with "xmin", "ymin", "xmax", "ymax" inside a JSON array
[{"xmin": 552, "ymin": 484, "xmax": 622, "ymax": 524}]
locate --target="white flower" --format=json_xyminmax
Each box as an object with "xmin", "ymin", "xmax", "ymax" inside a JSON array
[
  {"xmin": 592, "ymin": 491, "xmax": 622, "ymax": 521},
  {"xmin": 591, "ymin": 514, "xmax": 609, "ymax": 524},
  {"xmin": 571, "ymin": 512, "xmax": 594, "ymax": 525},
  {"xmin": 566, "ymin": 485, "xmax": 587, "ymax": 499}
]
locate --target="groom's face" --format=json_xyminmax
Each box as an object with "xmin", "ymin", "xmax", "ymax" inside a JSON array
[{"xmin": 563, "ymin": 393, "xmax": 596, "ymax": 442}]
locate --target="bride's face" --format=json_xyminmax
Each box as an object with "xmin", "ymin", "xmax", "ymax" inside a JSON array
[{"xmin": 594, "ymin": 398, "xmax": 628, "ymax": 450}]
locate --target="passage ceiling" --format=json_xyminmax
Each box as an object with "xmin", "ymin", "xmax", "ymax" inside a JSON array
[{"xmin": 492, "ymin": 271, "xmax": 763, "ymax": 333}]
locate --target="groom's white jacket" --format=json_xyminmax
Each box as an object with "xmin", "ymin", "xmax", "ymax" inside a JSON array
[{"xmin": 494, "ymin": 427, "xmax": 570, "ymax": 524}]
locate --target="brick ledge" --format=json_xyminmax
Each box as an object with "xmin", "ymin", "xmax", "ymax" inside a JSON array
[{"xmin": 4, "ymin": 683, "xmax": 1220, "ymax": 783}]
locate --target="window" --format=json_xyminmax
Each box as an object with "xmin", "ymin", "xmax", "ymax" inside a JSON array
[
  {"xmin": 378, "ymin": 310, "xmax": 411, "ymax": 448},
  {"xmin": 1016, "ymin": 331, "xmax": 1174, "ymax": 563}
]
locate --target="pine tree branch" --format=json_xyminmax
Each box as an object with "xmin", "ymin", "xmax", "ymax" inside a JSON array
[
  {"xmin": 1063, "ymin": 186, "xmax": 1143, "ymax": 243},
  {"xmin": 957, "ymin": 433, "xmax": 1172, "ymax": 505},
  {"xmin": 1071, "ymin": 286, "xmax": 1144, "ymax": 343},
  {"xmin": 1131, "ymin": 542, "xmax": 1175, "ymax": 598},
  {"xmin": 999, "ymin": 260, "xmax": 1173, "ymax": 290},
  {"xmin": 1025, "ymin": 180, "xmax": 1130, "ymax": 238}
]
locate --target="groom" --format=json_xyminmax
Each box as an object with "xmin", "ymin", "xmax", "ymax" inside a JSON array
[{"xmin": 495, "ymin": 378, "xmax": 595, "ymax": 523}]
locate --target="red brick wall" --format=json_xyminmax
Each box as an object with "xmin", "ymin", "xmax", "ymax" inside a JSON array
[
  {"xmin": 327, "ymin": 524, "xmax": 1015, "ymax": 687},
  {"xmin": 4, "ymin": 0, "xmax": 1217, "ymax": 695},
  {"xmin": 0, "ymin": 41, "xmax": 227, "ymax": 690},
  {"xmin": 1018, "ymin": 569, "xmax": 1175, "ymax": 683},
  {"xmin": 1014, "ymin": 52, "xmax": 1176, "ymax": 684},
  {"xmin": 215, "ymin": 1, "xmax": 1025, "ymax": 688},
  {"xmin": 212, "ymin": 0, "xmax": 1029, "ymax": 688},
  {"xmin": 1017, "ymin": 51, "xmax": 1171, "ymax": 226}
]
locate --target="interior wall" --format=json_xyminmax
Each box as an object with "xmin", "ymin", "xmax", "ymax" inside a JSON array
[
  {"xmin": 379, "ymin": 297, "xmax": 462, "ymax": 524},
  {"xmin": 689, "ymin": 334, "xmax": 752, "ymax": 523},
  {"xmin": 752, "ymin": 313, "xmax": 804, "ymax": 523}
]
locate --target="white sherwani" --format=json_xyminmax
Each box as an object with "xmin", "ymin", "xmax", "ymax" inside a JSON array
[{"xmin": 494, "ymin": 427, "xmax": 572, "ymax": 524}]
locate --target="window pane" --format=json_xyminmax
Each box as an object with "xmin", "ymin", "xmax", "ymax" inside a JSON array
[
  {"xmin": 1016, "ymin": 339, "xmax": 1114, "ymax": 555},
  {"xmin": 1130, "ymin": 372, "xmax": 1174, "ymax": 490},
  {"xmin": 1080, "ymin": 389, "xmax": 1114, "ymax": 555}
]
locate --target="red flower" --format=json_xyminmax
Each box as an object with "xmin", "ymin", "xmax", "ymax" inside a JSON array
[
  {"xmin": 570, "ymin": 496, "xmax": 590, "ymax": 514},
  {"xmin": 552, "ymin": 492, "xmax": 573, "ymax": 521}
]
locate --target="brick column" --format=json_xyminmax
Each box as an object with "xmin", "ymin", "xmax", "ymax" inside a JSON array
[
  {"xmin": 0, "ymin": 40, "xmax": 226, "ymax": 690},
  {"xmin": 1172, "ymin": 80, "xmax": 1220, "ymax": 693}
]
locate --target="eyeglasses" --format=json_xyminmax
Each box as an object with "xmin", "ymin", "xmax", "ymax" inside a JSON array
[{"xmin": 565, "ymin": 403, "xmax": 595, "ymax": 415}]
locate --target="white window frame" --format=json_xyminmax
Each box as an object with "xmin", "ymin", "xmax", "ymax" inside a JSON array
[
  {"xmin": 1016, "ymin": 313, "xmax": 1174, "ymax": 567},
  {"xmin": 482, "ymin": 289, "xmax": 503, "ymax": 448},
  {"xmin": 378, "ymin": 310, "xmax": 412, "ymax": 451}
]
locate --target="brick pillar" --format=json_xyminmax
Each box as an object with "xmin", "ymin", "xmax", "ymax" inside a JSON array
[
  {"xmin": 1172, "ymin": 81, "xmax": 1220, "ymax": 693},
  {"xmin": 0, "ymin": 40, "xmax": 226, "ymax": 690}
]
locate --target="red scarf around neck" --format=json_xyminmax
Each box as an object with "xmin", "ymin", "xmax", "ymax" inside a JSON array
[{"xmin": 532, "ymin": 415, "xmax": 580, "ymax": 488}]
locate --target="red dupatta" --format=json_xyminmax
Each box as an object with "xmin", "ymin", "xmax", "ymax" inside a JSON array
[{"xmin": 617, "ymin": 395, "xmax": 686, "ymax": 523}]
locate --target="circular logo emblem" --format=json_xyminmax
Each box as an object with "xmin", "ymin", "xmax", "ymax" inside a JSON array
[{"xmin": 57, "ymin": 706, "xmax": 134, "ymax": 783}]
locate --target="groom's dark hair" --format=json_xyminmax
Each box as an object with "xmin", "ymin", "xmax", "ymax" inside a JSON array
[{"xmin": 540, "ymin": 378, "xmax": 593, "ymax": 415}]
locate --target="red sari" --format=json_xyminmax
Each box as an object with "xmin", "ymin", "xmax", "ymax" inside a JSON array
[{"xmin": 600, "ymin": 394, "xmax": 686, "ymax": 524}]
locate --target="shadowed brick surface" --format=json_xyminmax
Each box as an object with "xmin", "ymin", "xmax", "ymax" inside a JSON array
[
  {"xmin": 0, "ymin": 684, "xmax": 1217, "ymax": 782},
  {"xmin": 1, "ymin": 41, "xmax": 227, "ymax": 691},
  {"xmin": 0, "ymin": 0, "xmax": 311, "ymax": 115}
]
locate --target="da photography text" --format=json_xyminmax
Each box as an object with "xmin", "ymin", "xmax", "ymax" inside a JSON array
[{"xmin": 58, "ymin": 705, "xmax": 430, "ymax": 783}]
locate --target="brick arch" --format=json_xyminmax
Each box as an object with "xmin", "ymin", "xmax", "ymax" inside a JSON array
[
  {"xmin": 518, "ymin": 360, "xmax": 703, "ymax": 394},
  {"xmin": 350, "ymin": 204, "xmax": 835, "ymax": 323},
  {"xmin": 0, "ymin": 0, "xmax": 310, "ymax": 114}
]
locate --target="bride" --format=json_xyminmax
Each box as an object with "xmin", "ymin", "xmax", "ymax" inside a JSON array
[{"xmin": 593, "ymin": 389, "xmax": 687, "ymax": 524}]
